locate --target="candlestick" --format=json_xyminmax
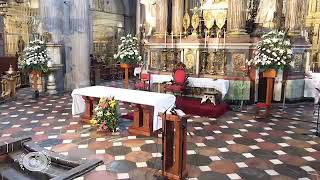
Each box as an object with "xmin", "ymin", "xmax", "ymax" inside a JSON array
[
  {"xmin": 171, "ymin": 32, "xmax": 174, "ymax": 49},
  {"xmin": 204, "ymin": 30, "xmax": 207, "ymax": 48},
  {"xmin": 223, "ymin": 29, "xmax": 226, "ymax": 48},
  {"xmin": 164, "ymin": 32, "xmax": 167, "ymax": 48},
  {"xmin": 179, "ymin": 32, "xmax": 182, "ymax": 44}
]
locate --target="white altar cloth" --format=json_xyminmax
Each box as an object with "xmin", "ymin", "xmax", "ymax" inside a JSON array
[
  {"xmin": 304, "ymin": 78, "xmax": 320, "ymax": 104},
  {"xmin": 71, "ymin": 86, "xmax": 176, "ymax": 131},
  {"xmin": 150, "ymin": 74, "xmax": 230, "ymax": 98}
]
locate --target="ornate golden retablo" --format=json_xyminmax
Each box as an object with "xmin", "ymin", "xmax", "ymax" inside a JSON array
[
  {"xmin": 191, "ymin": 7, "xmax": 200, "ymax": 36},
  {"xmin": 203, "ymin": 10, "xmax": 214, "ymax": 34},
  {"xmin": 183, "ymin": 12, "xmax": 191, "ymax": 35}
]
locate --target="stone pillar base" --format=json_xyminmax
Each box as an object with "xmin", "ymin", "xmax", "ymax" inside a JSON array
[{"xmin": 47, "ymin": 72, "xmax": 57, "ymax": 95}]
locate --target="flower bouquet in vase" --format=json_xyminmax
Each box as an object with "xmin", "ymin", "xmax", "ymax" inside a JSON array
[
  {"xmin": 248, "ymin": 30, "xmax": 293, "ymax": 75},
  {"xmin": 90, "ymin": 97, "xmax": 119, "ymax": 133},
  {"xmin": 248, "ymin": 30, "xmax": 293, "ymax": 107},
  {"xmin": 114, "ymin": 34, "xmax": 142, "ymax": 88},
  {"xmin": 19, "ymin": 39, "xmax": 51, "ymax": 98}
]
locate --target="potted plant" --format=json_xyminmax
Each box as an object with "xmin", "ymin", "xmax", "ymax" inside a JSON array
[
  {"xmin": 114, "ymin": 34, "xmax": 142, "ymax": 88},
  {"xmin": 90, "ymin": 97, "xmax": 119, "ymax": 133},
  {"xmin": 248, "ymin": 30, "xmax": 293, "ymax": 77},
  {"xmin": 19, "ymin": 39, "xmax": 51, "ymax": 98}
]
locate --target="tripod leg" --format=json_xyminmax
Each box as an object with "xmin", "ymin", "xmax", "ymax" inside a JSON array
[{"xmin": 317, "ymin": 104, "xmax": 320, "ymax": 135}]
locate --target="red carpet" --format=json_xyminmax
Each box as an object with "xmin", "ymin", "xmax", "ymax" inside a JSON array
[
  {"xmin": 175, "ymin": 96, "xmax": 230, "ymax": 118},
  {"xmin": 121, "ymin": 96, "xmax": 230, "ymax": 120}
]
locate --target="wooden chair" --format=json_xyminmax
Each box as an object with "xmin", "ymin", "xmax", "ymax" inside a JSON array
[{"xmin": 164, "ymin": 63, "xmax": 188, "ymax": 96}]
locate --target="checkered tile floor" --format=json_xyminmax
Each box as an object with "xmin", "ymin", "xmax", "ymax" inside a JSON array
[{"xmin": 0, "ymin": 80, "xmax": 320, "ymax": 180}]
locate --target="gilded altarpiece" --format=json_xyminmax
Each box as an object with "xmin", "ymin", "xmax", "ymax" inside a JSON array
[
  {"xmin": 199, "ymin": 50, "xmax": 226, "ymax": 75},
  {"xmin": 184, "ymin": 49, "xmax": 197, "ymax": 74},
  {"xmin": 293, "ymin": 53, "xmax": 304, "ymax": 72},
  {"xmin": 223, "ymin": 52, "xmax": 248, "ymax": 76},
  {"xmin": 150, "ymin": 50, "xmax": 181, "ymax": 71}
]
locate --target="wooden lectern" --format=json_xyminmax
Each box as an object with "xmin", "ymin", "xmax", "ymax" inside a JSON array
[
  {"xmin": 128, "ymin": 104, "xmax": 154, "ymax": 136},
  {"xmin": 160, "ymin": 113, "xmax": 188, "ymax": 180}
]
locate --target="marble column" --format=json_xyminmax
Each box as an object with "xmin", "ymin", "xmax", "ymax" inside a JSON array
[
  {"xmin": 172, "ymin": 0, "xmax": 184, "ymax": 35},
  {"xmin": 40, "ymin": 0, "xmax": 64, "ymax": 43},
  {"xmin": 285, "ymin": 0, "xmax": 307, "ymax": 36},
  {"xmin": 136, "ymin": 0, "xmax": 141, "ymax": 35},
  {"xmin": 67, "ymin": 0, "xmax": 90, "ymax": 89},
  {"xmin": 227, "ymin": 0, "xmax": 247, "ymax": 36},
  {"xmin": 155, "ymin": 0, "xmax": 168, "ymax": 36}
]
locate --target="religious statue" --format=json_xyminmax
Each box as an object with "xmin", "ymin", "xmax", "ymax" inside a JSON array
[
  {"xmin": 17, "ymin": 35, "xmax": 25, "ymax": 53},
  {"xmin": 255, "ymin": 0, "xmax": 277, "ymax": 27}
]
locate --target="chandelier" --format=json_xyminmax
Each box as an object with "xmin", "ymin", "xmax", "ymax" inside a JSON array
[{"xmin": 0, "ymin": 0, "xmax": 25, "ymax": 16}]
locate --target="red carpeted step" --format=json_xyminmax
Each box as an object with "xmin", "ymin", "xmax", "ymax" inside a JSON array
[{"xmin": 175, "ymin": 96, "xmax": 230, "ymax": 118}]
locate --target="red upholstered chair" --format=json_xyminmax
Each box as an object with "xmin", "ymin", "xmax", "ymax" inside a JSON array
[
  {"xmin": 164, "ymin": 63, "xmax": 188, "ymax": 95},
  {"xmin": 134, "ymin": 73, "xmax": 150, "ymax": 91}
]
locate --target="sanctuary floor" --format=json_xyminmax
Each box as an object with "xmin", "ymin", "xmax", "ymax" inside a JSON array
[{"xmin": 0, "ymin": 81, "xmax": 320, "ymax": 180}]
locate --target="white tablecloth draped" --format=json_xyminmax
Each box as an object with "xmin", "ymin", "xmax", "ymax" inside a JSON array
[
  {"xmin": 134, "ymin": 67, "xmax": 142, "ymax": 77},
  {"xmin": 150, "ymin": 74, "xmax": 230, "ymax": 98},
  {"xmin": 304, "ymin": 79, "xmax": 320, "ymax": 104},
  {"xmin": 71, "ymin": 86, "xmax": 176, "ymax": 131}
]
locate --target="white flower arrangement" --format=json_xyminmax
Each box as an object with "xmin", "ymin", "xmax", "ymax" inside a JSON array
[
  {"xmin": 19, "ymin": 39, "xmax": 50, "ymax": 73},
  {"xmin": 113, "ymin": 34, "xmax": 142, "ymax": 65},
  {"xmin": 247, "ymin": 30, "xmax": 293, "ymax": 70}
]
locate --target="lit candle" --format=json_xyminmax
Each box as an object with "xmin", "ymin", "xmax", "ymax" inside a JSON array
[
  {"xmin": 171, "ymin": 32, "xmax": 174, "ymax": 49},
  {"xmin": 179, "ymin": 32, "xmax": 182, "ymax": 44},
  {"xmin": 204, "ymin": 30, "xmax": 207, "ymax": 48}
]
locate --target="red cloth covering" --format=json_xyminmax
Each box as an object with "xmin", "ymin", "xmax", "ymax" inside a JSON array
[
  {"xmin": 256, "ymin": 103, "xmax": 270, "ymax": 109},
  {"xmin": 175, "ymin": 96, "xmax": 230, "ymax": 118}
]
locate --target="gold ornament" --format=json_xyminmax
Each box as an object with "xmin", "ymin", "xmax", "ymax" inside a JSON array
[
  {"xmin": 183, "ymin": 12, "xmax": 190, "ymax": 35},
  {"xmin": 203, "ymin": 10, "xmax": 214, "ymax": 35},
  {"xmin": 191, "ymin": 7, "xmax": 200, "ymax": 36}
]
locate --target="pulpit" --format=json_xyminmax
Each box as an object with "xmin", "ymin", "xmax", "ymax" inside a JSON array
[{"xmin": 160, "ymin": 113, "xmax": 188, "ymax": 180}]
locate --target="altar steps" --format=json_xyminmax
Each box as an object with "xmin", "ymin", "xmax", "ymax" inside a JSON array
[{"xmin": 176, "ymin": 96, "xmax": 230, "ymax": 118}]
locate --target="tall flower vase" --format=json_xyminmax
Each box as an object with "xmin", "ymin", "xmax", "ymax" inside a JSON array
[
  {"xmin": 263, "ymin": 69, "xmax": 277, "ymax": 106},
  {"xmin": 30, "ymin": 71, "xmax": 41, "ymax": 99},
  {"xmin": 120, "ymin": 63, "xmax": 130, "ymax": 89}
]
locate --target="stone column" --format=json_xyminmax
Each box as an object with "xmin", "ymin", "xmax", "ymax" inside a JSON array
[
  {"xmin": 285, "ymin": 0, "xmax": 307, "ymax": 36},
  {"xmin": 68, "ymin": 0, "xmax": 90, "ymax": 89},
  {"xmin": 136, "ymin": 0, "xmax": 141, "ymax": 35},
  {"xmin": 172, "ymin": 0, "xmax": 184, "ymax": 35},
  {"xmin": 40, "ymin": 0, "xmax": 64, "ymax": 43},
  {"xmin": 227, "ymin": 0, "xmax": 247, "ymax": 36},
  {"xmin": 155, "ymin": 0, "xmax": 168, "ymax": 36}
]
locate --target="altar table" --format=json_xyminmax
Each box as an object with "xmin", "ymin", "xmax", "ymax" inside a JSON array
[
  {"xmin": 71, "ymin": 86, "xmax": 176, "ymax": 132},
  {"xmin": 304, "ymin": 78, "xmax": 320, "ymax": 103},
  {"xmin": 150, "ymin": 74, "xmax": 230, "ymax": 98}
]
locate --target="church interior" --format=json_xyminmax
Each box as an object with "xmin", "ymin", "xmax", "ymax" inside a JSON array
[{"xmin": 0, "ymin": 0, "xmax": 320, "ymax": 179}]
